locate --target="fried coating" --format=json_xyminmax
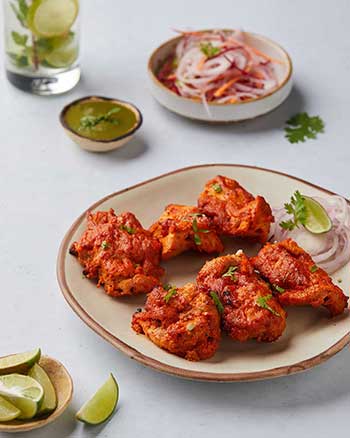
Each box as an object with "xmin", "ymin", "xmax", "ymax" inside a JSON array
[
  {"xmin": 197, "ymin": 175, "xmax": 274, "ymax": 243},
  {"xmin": 252, "ymin": 239, "xmax": 348, "ymax": 316},
  {"xmin": 197, "ymin": 252, "xmax": 287, "ymax": 342},
  {"xmin": 70, "ymin": 209, "xmax": 164, "ymax": 297},
  {"xmin": 132, "ymin": 283, "xmax": 221, "ymax": 361},
  {"xmin": 149, "ymin": 204, "xmax": 223, "ymax": 260}
]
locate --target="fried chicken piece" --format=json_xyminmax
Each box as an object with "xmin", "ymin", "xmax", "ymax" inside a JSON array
[
  {"xmin": 132, "ymin": 283, "xmax": 221, "ymax": 361},
  {"xmin": 197, "ymin": 252, "xmax": 286, "ymax": 342},
  {"xmin": 252, "ymin": 239, "xmax": 348, "ymax": 316},
  {"xmin": 70, "ymin": 209, "xmax": 164, "ymax": 297},
  {"xmin": 197, "ymin": 175, "xmax": 274, "ymax": 243},
  {"xmin": 149, "ymin": 204, "xmax": 223, "ymax": 260}
]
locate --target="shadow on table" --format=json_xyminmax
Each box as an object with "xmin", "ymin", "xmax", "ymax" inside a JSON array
[
  {"xmin": 79, "ymin": 136, "xmax": 149, "ymax": 161},
  {"xmin": 155, "ymin": 83, "xmax": 306, "ymax": 135},
  {"xmin": 148, "ymin": 346, "xmax": 350, "ymax": 411}
]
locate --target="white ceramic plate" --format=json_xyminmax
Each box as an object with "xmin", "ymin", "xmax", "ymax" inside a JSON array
[
  {"xmin": 148, "ymin": 31, "xmax": 293, "ymax": 122},
  {"xmin": 57, "ymin": 165, "xmax": 350, "ymax": 382}
]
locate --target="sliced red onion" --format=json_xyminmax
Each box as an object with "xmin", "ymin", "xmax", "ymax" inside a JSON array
[
  {"xmin": 270, "ymin": 195, "xmax": 350, "ymax": 274},
  {"xmin": 167, "ymin": 30, "xmax": 280, "ymax": 104}
]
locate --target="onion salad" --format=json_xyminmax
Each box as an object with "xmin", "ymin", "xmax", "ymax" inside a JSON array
[{"xmin": 157, "ymin": 29, "xmax": 282, "ymax": 114}]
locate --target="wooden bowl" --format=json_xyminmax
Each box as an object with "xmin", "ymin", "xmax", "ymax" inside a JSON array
[
  {"xmin": 0, "ymin": 356, "xmax": 73, "ymax": 433},
  {"xmin": 60, "ymin": 96, "xmax": 143, "ymax": 152},
  {"xmin": 148, "ymin": 30, "xmax": 293, "ymax": 122}
]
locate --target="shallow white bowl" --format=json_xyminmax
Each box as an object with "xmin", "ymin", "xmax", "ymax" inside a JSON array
[{"xmin": 148, "ymin": 31, "xmax": 293, "ymax": 122}]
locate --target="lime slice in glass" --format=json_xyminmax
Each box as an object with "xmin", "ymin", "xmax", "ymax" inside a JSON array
[
  {"xmin": 76, "ymin": 374, "xmax": 119, "ymax": 425},
  {"xmin": 303, "ymin": 196, "xmax": 332, "ymax": 234},
  {"xmin": 0, "ymin": 348, "xmax": 41, "ymax": 375},
  {"xmin": 0, "ymin": 395, "xmax": 21, "ymax": 422},
  {"xmin": 29, "ymin": 364, "xmax": 57, "ymax": 415},
  {"xmin": 0, "ymin": 374, "xmax": 44, "ymax": 419},
  {"xmin": 28, "ymin": 0, "xmax": 79, "ymax": 38},
  {"xmin": 45, "ymin": 40, "xmax": 78, "ymax": 68}
]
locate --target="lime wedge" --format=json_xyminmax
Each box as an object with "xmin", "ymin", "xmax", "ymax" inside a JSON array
[
  {"xmin": 45, "ymin": 40, "xmax": 78, "ymax": 68},
  {"xmin": 76, "ymin": 374, "xmax": 119, "ymax": 425},
  {"xmin": 303, "ymin": 196, "xmax": 332, "ymax": 234},
  {"xmin": 0, "ymin": 348, "xmax": 41, "ymax": 375},
  {"xmin": 28, "ymin": 0, "xmax": 79, "ymax": 38},
  {"xmin": 0, "ymin": 374, "xmax": 44, "ymax": 419},
  {"xmin": 29, "ymin": 364, "xmax": 57, "ymax": 415},
  {"xmin": 0, "ymin": 395, "xmax": 21, "ymax": 422}
]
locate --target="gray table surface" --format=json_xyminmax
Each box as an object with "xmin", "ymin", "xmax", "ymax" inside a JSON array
[{"xmin": 1, "ymin": 0, "xmax": 349, "ymax": 437}]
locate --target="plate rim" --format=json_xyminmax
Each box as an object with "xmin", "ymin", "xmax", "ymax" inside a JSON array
[{"xmin": 56, "ymin": 163, "xmax": 350, "ymax": 382}]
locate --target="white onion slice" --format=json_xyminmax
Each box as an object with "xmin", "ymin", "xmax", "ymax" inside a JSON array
[{"xmin": 270, "ymin": 195, "xmax": 350, "ymax": 274}]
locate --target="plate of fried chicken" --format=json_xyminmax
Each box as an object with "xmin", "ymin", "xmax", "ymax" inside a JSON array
[{"xmin": 57, "ymin": 164, "xmax": 350, "ymax": 381}]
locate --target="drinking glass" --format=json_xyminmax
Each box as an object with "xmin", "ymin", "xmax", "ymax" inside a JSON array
[{"xmin": 2, "ymin": 0, "xmax": 80, "ymax": 95}]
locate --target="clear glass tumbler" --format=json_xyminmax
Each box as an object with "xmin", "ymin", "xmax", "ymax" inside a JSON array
[{"xmin": 3, "ymin": 0, "xmax": 80, "ymax": 95}]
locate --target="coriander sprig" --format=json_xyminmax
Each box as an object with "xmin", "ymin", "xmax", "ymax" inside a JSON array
[
  {"xmin": 192, "ymin": 218, "xmax": 210, "ymax": 246},
  {"xmin": 285, "ymin": 113, "xmax": 325, "ymax": 144},
  {"xmin": 210, "ymin": 291, "xmax": 224, "ymax": 314},
  {"xmin": 200, "ymin": 42, "xmax": 220, "ymax": 58},
  {"xmin": 79, "ymin": 107, "xmax": 121, "ymax": 131},
  {"xmin": 280, "ymin": 190, "xmax": 307, "ymax": 231},
  {"xmin": 164, "ymin": 287, "xmax": 177, "ymax": 304},
  {"xmin": 256, "ymin": 294, "xmax": 280, "ymax": 317},
  {"xmin": 120, "ymin": 224, "xmax": 136, "ymax": 235},
  {"xmin": 222, "ymin": 266, "xmax": 238, "ymax": 282}
]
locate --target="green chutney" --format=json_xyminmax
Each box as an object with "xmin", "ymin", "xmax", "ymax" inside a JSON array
[{"xmin": 65, "ymin": 100, "xmax": 138, "ymax": 141}]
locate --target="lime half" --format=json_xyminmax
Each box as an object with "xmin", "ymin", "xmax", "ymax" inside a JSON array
[
  {"xmin": 303, "ymin": 196, "xmax": 332, "ymax": 234},
  {"xmin": 76, "ymin": 374, "xmax": 119, "ymax": 425},
  {"xmin": 0, "ymin": 374, "xmax": 44, "ymax": 419},
  {"xmin": 28, "ymin": 0, "xmax": 79, "ymax": 38},
  {"xmin": 29, "ymin": 364, "xmax": 57, "ymax": 415},
  {"xmin": 45, "ymin": 40, "xmax": 78, "ymax": 68},
  {"xmin": 0, "ymin": 348, "xmax": 41, "ymax": 375},
  {"xmin": 0, "ymin": 395, "xmax": 21, "ymax": 422}
]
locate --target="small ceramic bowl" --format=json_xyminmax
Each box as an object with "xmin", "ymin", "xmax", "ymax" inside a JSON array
[
  {"xmin": 0, "ymin": 356, "xmax": 73, "ymax": 433},
  {"xmin": 148, "ymin": 30, "xmax": 293, "ymax": 122},
  {"xmin": 60, "ymin": 96, "xmax": 143, "ymax": 152}
]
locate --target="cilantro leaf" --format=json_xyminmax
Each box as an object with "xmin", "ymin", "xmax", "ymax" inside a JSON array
[
  {"xmin": 279, "ymin": 190, "xmax": 307, "ymax": 231},
  {"xmin": 120, "ymin": 224, "xmax": 136, "ymax": 234},
  {"xmin": 101, "ymin": 241, "xmax": 109, "ymax": 250},
  {"xmin": 164, "ymin": 287, "xmax": 177, "ymax": 303},
  {"xmin": 79, "ymin": 107, "xmax": 121, "ymax": 131},
  {"xmin": 310, "ymin": 264, "xmax": 319, "ymax": 273},
  {"xmin": 210, "ymin": 291, "xmax": 224, "ymax": 314},
  {"xmin": 200, "ymin": 42, "xmax": 220, "ymax": 58},
  {"xmin": 222, "ymin": 265, "xmax": 238, "ymax": 281},
  {"xmin": 273, "ymin": 284, "xmax": 285, "ymax": 294},
  {"xmin": 194, "ymin": 233, "xmax": 201, "ymax": 245},
  {"xmin": 163, "ymin": 283, "xmax": 173, "ymax": 291},
  {"xmin": 256, "ymin": 294, "xmax": 280, "ymax": 317},
  {"xmin": 188, "ymin": 213, "xmax": 205, "ymax": 217},
  {"xmin": 285, "ymin": 113, "xmax": 325, "ymax": 144},
  {"xmin": 212, "ymin": 183, "xmax": 223, "ymax": 193},
  {"xmin": 192, "ymin": 218, "xmax": 210, "ymax": 245}
]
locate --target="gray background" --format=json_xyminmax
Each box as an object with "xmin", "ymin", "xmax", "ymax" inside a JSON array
[{"xmin": 1, "ymin": 0, "xmax": 349, "ymax": 437}]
